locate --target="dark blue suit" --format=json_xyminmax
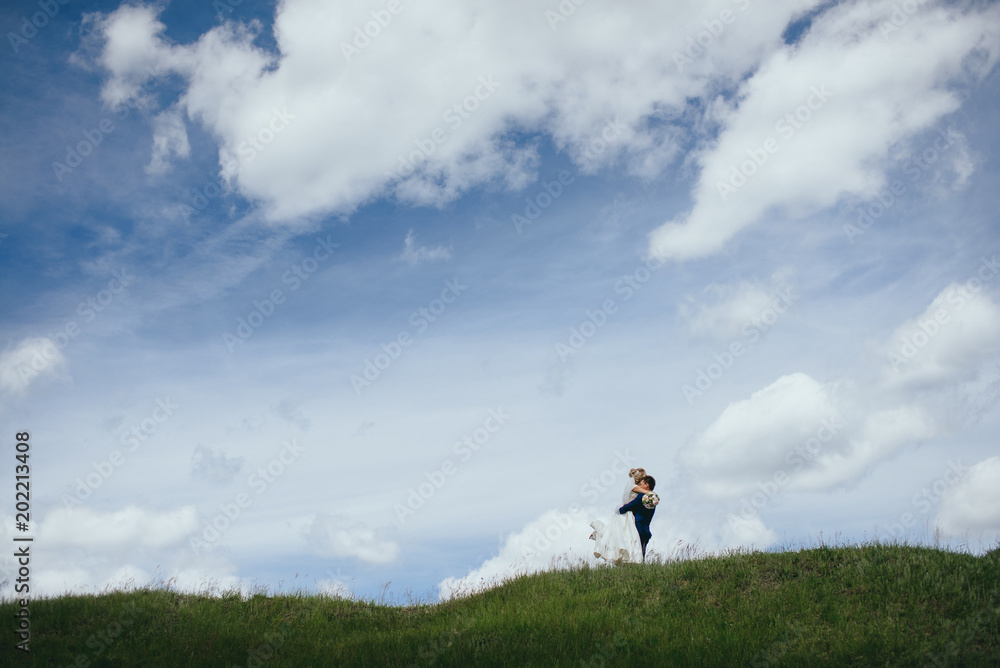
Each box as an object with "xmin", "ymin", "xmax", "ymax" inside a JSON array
[{"xmin": 619, "ymin": 494, "xmax": 655, "ymax": 560}]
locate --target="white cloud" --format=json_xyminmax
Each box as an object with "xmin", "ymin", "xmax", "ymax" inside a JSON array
[
  {"xmin": 678, "ymin": 271, "xmax": 795, "ymax": 341},
  {"xmin": 90, "ymin": 4, "xmax": 172, "ymax": 109},
  {"xmin": 881, "ymin": 281, "xmax": 1000, "ymax": 390},
  {"xmin": 935, "ymin": 457, "xmax": 1000, "ymax": 539},
  {"xmin": 0, "ymin": 507, "xmax": 271, "ymax": 598},
  {"xmin": 38, "ymin": 505, "xmax": 200, "ymax": 552},
  {"xmin": 316, "ymin": 577, "xmax": 353, "ymax": 600},
  {"xmin": 437, "ymin": 504, "xmax": 776, "ymax": 600},
  {"xmin": 723, "ymin": 512, "xmax": 776, "ymax": 547},
  {"xmin": 0, "ymin": 337, "xmax": 68, "ymax": 397},
  {"xmin": 679, "ymin": 373, "xmax": 938, "ymax": 498},
  {"xmin": 146, "ymin": 105, "xmax": 191, "ymax": 174},
  {"xmin": 681, "ymin": 373, "xmax": 846, "ymax": 496},
  {"xmin": 438, "ymin": 508, "xmax": 598, "ymax": 600},
  {"xmin": 88, "ymin": 0, "xmax": 826, "ymax": 222},
  {"xmin": 399, "ymin": 229, "xmax": 451, "ymax": 265},
  {"xmin": 305, "ymin": 514, "xmax": 399, "ymax": 565},
  {"xmin": 678, "ymin": 278, "xmax": 1000, "ymax": 501},
  {"xmin": 796, "ymin": 404, "xmax": 936, "ymax": 489},
  {"xmin": 650, "ymin": 0, "xmax": 1000, "ymax": 260}
]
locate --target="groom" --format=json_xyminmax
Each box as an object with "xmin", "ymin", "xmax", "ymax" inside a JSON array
[{"xmin": 619, "ymin": 475, "xmax": 656, "ymax": 561}]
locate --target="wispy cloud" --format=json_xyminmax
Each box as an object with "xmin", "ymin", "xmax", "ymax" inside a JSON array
[
  {"xmin": 649, "ymin": 0, "xmax": 1000, "ymax": 261},
  {"xmin": 398, "ymin": 229, "xmax": 451, "ymax": 265}
]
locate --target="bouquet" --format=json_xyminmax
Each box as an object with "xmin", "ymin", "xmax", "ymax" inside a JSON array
[{"xmin": 642, "ymin": 492, "xmax": 659, "ymax": 509}]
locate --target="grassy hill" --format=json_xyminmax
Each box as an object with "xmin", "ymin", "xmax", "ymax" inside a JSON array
[{"xmin": 2, "ymin": 543, "xmax": 998, "ymax": 666}]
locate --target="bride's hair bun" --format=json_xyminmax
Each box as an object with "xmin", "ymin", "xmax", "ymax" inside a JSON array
[{"xmin": 629, "ymin": 467, "xmax": 646, "ymax": 480}]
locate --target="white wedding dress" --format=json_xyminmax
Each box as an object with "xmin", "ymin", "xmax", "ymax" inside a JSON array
[{"xmin": 589, "ymin": 479, "xmax": 643, "ymax": 563}]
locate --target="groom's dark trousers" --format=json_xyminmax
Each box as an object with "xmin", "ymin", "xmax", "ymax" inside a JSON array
[{"xmin": 619, "ymin": 495, "xmax": 655, "ymax": 561}]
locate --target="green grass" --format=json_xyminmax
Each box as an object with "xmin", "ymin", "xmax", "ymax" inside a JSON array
[{"xmin": 2, "ymin": 543, "xmax": 998, "ymax": 666}]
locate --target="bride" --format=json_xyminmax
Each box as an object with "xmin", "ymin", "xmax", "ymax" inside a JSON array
[{"xmin": 589, "ymin": 467, "xmax": 646, "ymax": 563}]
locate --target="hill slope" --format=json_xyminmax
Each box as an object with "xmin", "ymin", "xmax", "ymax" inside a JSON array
[{"xmin": 2, "ymin": 544, "xmax": 998, "ymax": 666}]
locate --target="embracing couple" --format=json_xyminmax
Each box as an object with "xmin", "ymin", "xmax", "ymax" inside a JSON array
[{"xmin": 589, "ymin": 467, "xmax": 658, "ymax": 563}]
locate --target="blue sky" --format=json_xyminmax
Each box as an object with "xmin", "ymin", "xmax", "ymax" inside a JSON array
[{"xmin": 2, "ymin": 0, "xmax": 1000, "ymax": 602}]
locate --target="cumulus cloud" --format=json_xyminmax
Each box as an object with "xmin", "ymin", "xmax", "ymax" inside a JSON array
[
  {"xmin": 398, "ymin": 229, "xmax": 451, "ymax": 265},
  {"xmin": 679, "ymin": 372, "xmax": 938, "ymax": 498},
  {"xmin": 88, "ymin": 4, "xmax": 173, "ymax": 109},
  {"xmin": 305, "ymin": 514, "xmax": 399, "ymax": 565},
  {"xmin": 681, "ymin": 373, "xmax": 848, "ymax": 497},
  {"xmin": 438, "ymin": 508, "xmax": 598, "ymax": 600},
  {"xmin": 934, "ymin": 457, "xmax": 1000, "ymax": 539},
  {"xmin": 87, "ymin": 0, "xmax": 830, "ymax": 222},
  {"xmin": 679, "ymin": 276, "xmax": 1000, "ymax": 503},
  {"xmin": 881, "ymin": 278, "xmax": 1000, "ymax": 390},
  {"xmin": 650, "ymin": 0, "xmax": 1000, "ymax": 260},
  {"xmin": 437, "ymin": 505, "xmax": 776, "ymax": 600},
  {"xmin": 0, "ymin": 337, "xmax": 69, "ymax": 397}
]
